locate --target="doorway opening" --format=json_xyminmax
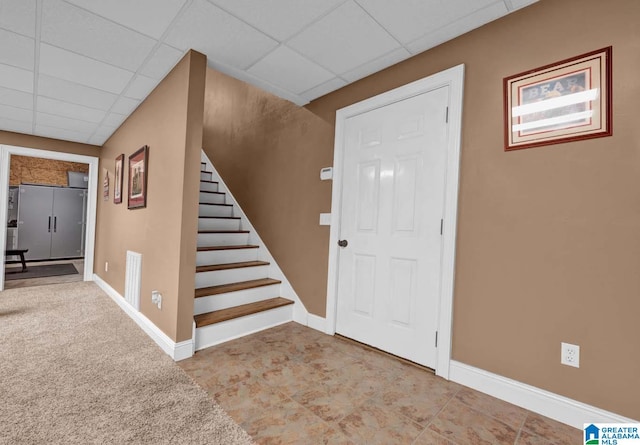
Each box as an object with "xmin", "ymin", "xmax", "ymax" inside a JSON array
[{"xmin": 0, "ymin": 145, "xmax": 98, "ymax": 292}]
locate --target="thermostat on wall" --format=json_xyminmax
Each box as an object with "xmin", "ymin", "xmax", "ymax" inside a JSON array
[{"xmin": 320, "ymin": 167, "xmax": 333, "ymax": 180}]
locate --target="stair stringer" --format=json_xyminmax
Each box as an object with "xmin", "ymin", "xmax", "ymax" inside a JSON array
[{"xmin": 200, "ymin": 150, "xmax": 310, "ymax": 326}]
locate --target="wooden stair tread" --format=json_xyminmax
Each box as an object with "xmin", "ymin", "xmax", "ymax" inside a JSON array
[
  {"xmin": 195, "ymin": 278, "xmax": 281, "ymax": 298},
  {"xmin": 200, "ymin": 179, "xmax": 218, "ymax": 184},
  {"xmin": 198, "ymin": 216, "xmax": 240, "ymax": 220},
  {"xmin": 196, "ymin": 260, "xmax": 269, "ymax": 273},
  {"xmin": 200, "ymin": 190, "xmax": 225, "ymax": 195},
  {"xmin": 195, "ymin": 297, "xmax": 293, "ymax": 327},
  {"xmin": 199, "ymin": 202, "xmax": 232, "ymax": 206},
  {"xmin": 197, "ymin": 245, "xmax": 259, "ymax": 251}
]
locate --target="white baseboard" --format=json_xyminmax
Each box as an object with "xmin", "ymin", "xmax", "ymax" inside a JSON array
[
  {"xmin": 93, "ymin": 274, "xmax": 194, "ymax": 361},
  {"xmin": 306, "ymin": 313, "xmax": 327, "ymax": 333},
  {"xmin": 449, "ymin": 360, "xmax": 637, "ymax": 429}
]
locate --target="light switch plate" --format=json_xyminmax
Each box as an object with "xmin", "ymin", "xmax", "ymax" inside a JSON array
[{"xmin": 319, "ymin": 213, "xmax": 331, "ymax": 225}]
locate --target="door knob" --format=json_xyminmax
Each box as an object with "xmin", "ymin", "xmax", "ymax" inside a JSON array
[{"xmin": 338, "ymin": 239, "xmax": 348, "ymax": 248}]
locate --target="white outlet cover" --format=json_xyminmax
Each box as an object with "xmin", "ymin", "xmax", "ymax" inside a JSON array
[{"xmin": 561, "ymin": 342, "xmax": 580, "ymax": 368}]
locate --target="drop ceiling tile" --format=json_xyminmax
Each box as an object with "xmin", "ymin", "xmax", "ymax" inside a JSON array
[
  {"xmin": 94, "ymin": 125, "xmax": 117, "ymax": 139},
  {"xmin": 341, "ymin": 47, "xmax": 410, "ymax": 82},
  {"xmin": 41, "ymin": 0, "xmax": 156, "ymax": 72},
  {"xmin": 248, "ymin": 46, "xmax": 335, "ymax": 95},
  {"xmin": 0, "ymin": 104, "xmax": 32, "ymax": 122},
  {"xmin": 140, "ymin": 44, "xmax": 184, "ymax": 79},
  {"xmin": 0, "ymin": 116, "xmax": 32, "ymax": 134},
  {"xmin": 111, "ymin": 97, "xmax": 140, "ymax": 115},
  {"xmin": 39, "ymin": 44, "xmax": 134, "ymax": 94},
  {"xmin": 0, "ymin": 0, "xmax": 36, "ymax": 37},
  {"xmin": 0, "ymin": 29, "xmax": 34, "ymax": 70},
  {"xmin": 38, "ymin": 75, "xmax": 118, "ymax": 111},
  {"xmin": 37, "ymin": 97, "xmax": 106, "ymax": 124},
  {"xmin": 124, "ymin": 75, "xmax": 157, "ymax": 100},
  {"xmin": 208, "ymin": 0, "xmax": 345, "ymax": 41},
  {"xmin": 407, "ymin": 2, "xmax": 508, "ymax": 54},
  {"xmin": 165, "ymin": 0, "xmax": 278, "ymax": 69},
  {"xmin": 509, "ymin": 0, "xmax": 538, "ymax": 10},
  {"xmin": 35, "ymin": 124, "xmax": 91, "ymax": 144},
  {"xmin": 36, "ymin": 111, "xmax": 99, "ymax": 134},
  {"xmin": 300, "ymin": 77, "xmax": 348, "ymax": 102},
  {"xmin": 103, "ymin": 113, "xmax": 127, "ymax": 128},
  {"xmin": 0, "ymin": 86, "xmax": 33, "ymax": 110},
  {"xmin": 0, "ymin": 63, "xmax": 33, "ymax": 93},
  {"xmin": 357, "ymin": 0, "xmax": 496, "ymax": 44},
  {"xmin": 288, "ymin": 1, "xmax": 400, "ymax": 74},
  {"xmin": 65, "ymin": 0, "xmax": 186, "ymax": 39},
  {"xmin": 88, "ymin": 134, "xmax": 107, "ymax": 146}
]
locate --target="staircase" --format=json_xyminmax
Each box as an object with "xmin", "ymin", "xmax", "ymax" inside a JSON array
[{"xmin": 193, "ymin": 161, "xmax": 294, "ymax": 351}]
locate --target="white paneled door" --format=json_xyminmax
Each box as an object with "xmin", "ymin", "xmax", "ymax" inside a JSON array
[{"xmin": 336, "ymin": 86, "xmax": 450, "ymax": 368}]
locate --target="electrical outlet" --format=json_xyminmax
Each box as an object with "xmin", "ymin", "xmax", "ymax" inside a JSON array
[
  {"xmin": 105, "ymin": 261, "xmax": 108, "ymax": 272},
  {"xmin": 151, "ymin": 290, "xmax": 162, "ymax": 310},
  {"xmin": 561, "ymin": 342, "xmax": 580, "ymax": 368}
]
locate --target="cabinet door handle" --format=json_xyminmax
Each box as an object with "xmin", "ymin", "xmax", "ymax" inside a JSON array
[
  {"xmin": 48, "ymin": 216, "xmax": 51, "ymax": 233},
  {"xmin": 54, "ymin": 216, "xmax": 57, "ymax": 232}
]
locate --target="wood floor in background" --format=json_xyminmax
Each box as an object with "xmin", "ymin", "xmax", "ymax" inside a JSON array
[
  {"xmin": 179, "ymin": 322, "xmax": 582, "ymax": 445},
  {"xmin": 3, "ymin": 259, "xmax": 84, "ymax": 290}
]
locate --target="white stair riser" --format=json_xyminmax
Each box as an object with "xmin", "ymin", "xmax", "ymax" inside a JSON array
[
  {"xmin": 199, "ymin": 204, "xmax": 232, "ymax": 217},
  {"xmin": 200, "ymin": 171, "xmax": 213, "ymax": 181},
  {"xmin": 196, "ymin": 248, "xmax": 258, "ymax": 266},
  {"xmin": 193, "ymin": 284, "xmax": 281, "ymax": 315},
  {"xmin": 198, "ymin": 218, "xmax": 240, "ymax": 231},
  {"xmin": 195, "ymin": 264, "xmax": 270, "ymax": 288},
  {"xmin": 195, "ymin": 305, "xmax": 293, "ymax": 351},
  {"xmin": 197, "ymin": 232, "xmax": 249, "ymax": 247},
  {"xmin": 200, "ymin": 181, "xmax": 218, "ymax": 192},
  {"xmin": 199, "ymin": 192, "xmax": 226, "ymax": 204}
]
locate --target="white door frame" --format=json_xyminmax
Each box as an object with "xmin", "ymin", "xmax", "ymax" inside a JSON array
[
  {"xmin": 0, "ymin": 144, "xmax": 99, "ymax": 291},
  {"xmin": 325, "ymin": 64, "xmax": 465, "ymax": 379}
]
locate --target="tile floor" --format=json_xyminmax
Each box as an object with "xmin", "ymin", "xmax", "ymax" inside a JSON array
[{"xmin": 179, "ymin": 322, "xmax": 582, "ymax": 445}]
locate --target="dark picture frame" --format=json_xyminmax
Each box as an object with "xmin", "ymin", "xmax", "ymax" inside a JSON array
[
  {"xmin": 114, "ymin": 153, "xmax": 124, "ymax": 204},
  {"xmin": 127, "ymin": 146, "xmax": 148, "ymax": 209},
  {"xmin": 504, "ymin": 46, "xmax": 612, "ymax": 151}
]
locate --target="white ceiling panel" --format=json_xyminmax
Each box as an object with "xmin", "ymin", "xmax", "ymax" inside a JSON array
[
  {"xmin": 0, "ymin": 63, "xmax": 33, "ymax": 93},
  {"xmin": 103, "ymin": 113, "xmax": 127, "ymax": 128},
  {"xmin": 0, "ymin": 29, "xmax": 35, "ymax": 71},
  {"xmin": 38, "ymin": 75, "xmax": 118, "ymax": 111},
  {"xmin": 35, "ymin": 123, "xmax": 91, "ymax": 144},
  {"xmin": 124, "ymin": 75, "xmax": 157, "ymax": 100},
  {"xmin": 406, "ymin": 2, "xmax": 509, "ymax": 55},
  {"xmin": 65, "ymin": 0, "xmax": 187, "ymax": 39},
  {"xmin": 36, "ymin": 111, "xmax": 98, "ymax": 134},
  {"xmin": 39, "ymin": 44, "xmax": 134, "ymax": 94},
  {"xmin": 41, "ymin": 0, "xmax": 156, "ymax": 72},
  {"xmin": 0, "ymin": 0, "xmax": 36, "ymax": 37},
  {"xmin": 165, "ymin": 0, "xmax": 278, "ymax": 70},
  {"xmin": 300, "ymin": 77, "xmax": 348, "ymax": 102},
  {"xmin": 140, "ymin": 44, "xmax": 184, "ymax": 79},
  {"xmin": 88, "ymin": 134, "xmax": 107, "ymax": 146},
  {"xmin": 0, "ymin": 103, "xmax": 32, "ymax": 122},
  {"xmin": 357, "ymin": 0, "xmax": 496, "ymax": 44},
  {"xmin": 209, "ymin": 0, "xmax": 345, "ymax": 42},
  {"xmin": 288, "ymin": 1, "xmax": 400, "ymax": 75},
  {"xmin": 248, "ymin": 46, "xmax": 335, "ymax": 95},
  {"xmin": 0, "ymin": 0, "xmax": 540, "ymax": 145},
  {"xmin": 37, "ymin": 96, "xmax": 106, "ymax": 124},
  {"xmin": 0, "ymin": 116, "xmax": 32, "ymax": 134},
  {"xmin": 341, "ymin": 47, "xmax": 411, "ymax": 83},
  {"xmin": 111, "ymin": 97, "xmax": 141, "ymax": 115},
  {"xmin": 0, "ymin": 86, "xmax": 33, "ymax": 110}
]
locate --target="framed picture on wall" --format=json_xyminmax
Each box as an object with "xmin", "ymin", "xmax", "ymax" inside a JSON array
[
  {"xmin": 127, "ymin": 146, "xmax": 148, "ymax": 209},
  {"xmin": 504, "ymin": 46, "xmax": 612, "ymax": 151},
  {"xmin": 114, "ymin": 154, "xmax": 124, "ymax": 204}
]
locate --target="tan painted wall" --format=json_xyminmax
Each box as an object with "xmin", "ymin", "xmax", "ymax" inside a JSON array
[
  {"xmin": 202, "ymin": 0, "xmax": 640, "ymax": 419},
  {"xmin": 94, "ymin": 51, "xmax": 206, "ymax": 342},
  {"xmin": 202, "ymin": 70, "xmax": 334, "ymax": 316},
  {"xmin": 0, "ymin": 130, "xmax": 98, "ymax": 157},
  {"xmin": 9, "ymin": 155, "xmax": 88, "ymax": 186}
]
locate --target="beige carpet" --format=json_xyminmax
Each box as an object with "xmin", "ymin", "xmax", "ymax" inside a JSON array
[{"xmin": 0, "ymin": 282, "xmax": 253, "ymax": 445}]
